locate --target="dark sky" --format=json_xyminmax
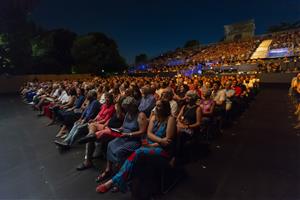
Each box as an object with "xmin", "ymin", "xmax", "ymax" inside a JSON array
[{"xmin": 32, "ymin": 0, "xmax": 300, "ymax": 64}]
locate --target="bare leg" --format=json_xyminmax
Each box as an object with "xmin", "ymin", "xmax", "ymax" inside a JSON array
[
  {"xmin": 103, "ymin": 179, "xmax": 113, "ymax": 188},
  {"xmin": 56, "ymin": 125, "xmax": 67, "ymax": 137},
  {"xmin": 105, "ymin": 160, "xmax": 112, "ymax": 172},
  {"xmin": 88, "ymin": 123, "xmax": 98, "ymax": 135}
]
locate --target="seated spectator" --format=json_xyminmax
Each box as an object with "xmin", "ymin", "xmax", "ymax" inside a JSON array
[
  {"xmin": 54, "ymin": 90, "xmax": 100, "ymax": 148},
  {"xmin": 211, "ymin": 81, "xmax": 226, "ymax": 110},
  {"xmin": 96, "ymin": 100, "xmax": 176, "ymax": 193},
  {"xmin": 76, "ymin": 102, "xmax": 125, "ymax": 170},
  {"xmin": 177, "ymin": 91, "xmax": 202, "ymax": 137},
  {"xmin": 223, "ymin": 81, "xmax": 235, "ymax": 111},
  {"xmin": 87, "ymin": 93, "xmax": 116, "ymax": 133},
  {"xmin": 199, "ymin": 89, "xmax": 215, "ymax": 121},
  {"xmin": 151, "ymin": 87, "xmax": 178, "ymax": 118},
  {"xmin": 34, "ymin": 83, "xmax": 60, "ymax": 112},
  {"xmin": 138, "ymin": 85, "xmax": 156, "ymax": 118},
  {"xmin": 56, "ymin": 88, "xmax": 86, "ymax": 137},
  {"xmin": 42, "ymin": 85, "xmax": 70, "ymax": 120},
  {"xmin": 47, "ymin": 87, "xmax": 77, "ymax": 126},
  {"xmin": 95, "ymin": 97, "xmax": 148, "ymax": 184},
  {"xmin": 175, "ymin": 91, "xmax": 202, "ymax": 162},
  {"xmin": 174, "ymin": 84, "xmax": 189, "ymax": 109}
]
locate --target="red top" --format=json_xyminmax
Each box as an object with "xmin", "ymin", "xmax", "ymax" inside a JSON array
[
  {"xmin": 233, "ymin": 86, "xmax": 242, "ymax": 97},
  {"xmin": 95, "ymin": 104, "xmax": 116, "ymax": 123}
]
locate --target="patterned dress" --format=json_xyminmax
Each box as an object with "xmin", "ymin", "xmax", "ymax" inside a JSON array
[{"xmin": 106, "ymin": 113, "xmax": 141, "ymax": 165}]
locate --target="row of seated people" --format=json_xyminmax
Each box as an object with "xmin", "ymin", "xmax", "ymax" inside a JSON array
[
  {"xmin": 191, "ymin": 39, "xmax": 260, "ymax": 64},
  {"xmin": 269, "ymin": 30, "xmax": 300, "ymax": 50},
  {"xmin": 20, "ymin": 75, "xmax": 259, "ymax": 196},
  {"xmin": 131, "ymin": 38, "xmax": 260, "ymax": 74},
  {"xmin": 257, "ymin": 57, "xmax": 300, "ymax": 73}
]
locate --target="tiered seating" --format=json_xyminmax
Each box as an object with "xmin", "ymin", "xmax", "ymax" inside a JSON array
[{"xmin": 130, "ymin": 29, "xmax": 300, "ymax": 74}]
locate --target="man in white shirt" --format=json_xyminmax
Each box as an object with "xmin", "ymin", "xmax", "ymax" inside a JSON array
[
  {"xmin": 58, "ymin": 89, "xmax": 70, "ymax": 104},
  {"xmin": 211, "ymin": 82, "xmax": 226, "ymax": 106}
]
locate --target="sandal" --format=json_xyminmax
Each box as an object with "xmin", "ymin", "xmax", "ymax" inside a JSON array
[
  {"xmin": 95, "ymin": 170, "xmax": 111, "ymax": 183},
  {"xmin": 96, "ymin": 184, "xmax": 110, "ymax": 193}
]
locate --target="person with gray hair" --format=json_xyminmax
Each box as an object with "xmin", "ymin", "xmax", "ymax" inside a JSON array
[
  {"xmin": 156, "ymin": 87, "xmax": 178, "ymax": 117},
  {"xmin": 138, "ymin": 85, "xmax": 156, "ymax": 118}
]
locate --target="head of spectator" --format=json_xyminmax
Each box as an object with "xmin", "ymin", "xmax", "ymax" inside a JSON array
[
  {"xmin": 76, "ymin": 88, "xmax": 85, "ymax": 97},
  {"xmin": 161, "ymin": 87, "xmax": 174, "ymax": 102},
  {"xmin": 225, "ymin": 81, "xmax": 232, "ymax": 90},
  {"xmin": 68, "ymin": 87, "xmax": 77, "ymax": 97},
  {"xmin": 140, "ymin": 85, "xmax": 151, "ymax": 97},
  {"xmin": 122, "ymin": 96, "xmax": 139, "ymax": 115},
  {"xmin": 203, "ymin": 89, "xmax": 212, "ymax": 100},
  {"xmin": 105, "ymin": 92, "xmax": 114, "ymax": 106},
  {"xmin": 155, "ymin": 100, "xmax": 171, "ymax": 120},
  {"xmin": 87, "ymin": 90, "xmax": 97, "ymax": 102},
  {"xmin": 186, "ymin": 90, "xmax": 199, "ymax": 105}
]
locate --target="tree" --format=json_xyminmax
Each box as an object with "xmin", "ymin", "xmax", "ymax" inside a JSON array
[
  {"xmin": 0, "ymin": 0, "xmax": 40, "ymax": 74},
  {"xmin": 31, "ymin": 29, "xmax": 77, "ymax": 74},
  {"xmin": 71, "ymin": 32, "xmax": 127, "ymax": 74},
  {"xmin": 184, "ymin": 40, "xmax": 200, "ymax": 48},
  {"xmin": 135, "ymin": 53, "xmax": 148, "ymax": 65},
  {"xmin": 0, "ymin": 34, "xmax": 12, "ymax": 74}
]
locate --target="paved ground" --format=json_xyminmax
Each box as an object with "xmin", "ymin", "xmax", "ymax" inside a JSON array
[{"xmin": 0, "ymin": 86, "xmax": 299, "ymax": 200}]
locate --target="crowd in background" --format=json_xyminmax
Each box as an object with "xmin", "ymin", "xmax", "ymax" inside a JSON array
[
  {"xmin": 131, "ymin": 29, "xmax": 300, "ymax": 74},
  {"xmin": 191, "ymin": 39, "xmax": 260, "ymax": 64},
  {"xmin": 20, "ymin": 74, "xmax": 259, "ymax": 197},
  {"xmin": 269, "ymin": 30, "xmax": 300, "ymax": 50}
]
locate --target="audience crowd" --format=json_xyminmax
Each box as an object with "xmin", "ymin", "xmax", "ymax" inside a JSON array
[
  {"xmin": 20, "ymin": 74, "xmax": 259, "ymax": 197},
  {"xmin": 131, "ymin": 29, "xmax": 300, "ymax": 74},
  {"xmin": 269, "ymin": 30, "xmax": 300, "ymax": 50}
]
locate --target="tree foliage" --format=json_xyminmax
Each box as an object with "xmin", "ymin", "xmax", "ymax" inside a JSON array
[
  {"xmin": 0, "ymin": 0, "xmax": 128, "ymax": 75},
  {"xmin": 135, "ymin": 53, "xmax": 148, "ymax": 65},
  {"xmin": 184, "ymin": 40, "xmax": 200, "ymax": 48},
  {"xmin": 0, "ymin": 0, "xmax": 40, "ymax": 74},
  {"xmin": 31, "ymin": 29, "xmax": 77, "ymax": 74},
  {"xmin": 71, "ymin": 33, "xmax": 127, "ymax": 74}
]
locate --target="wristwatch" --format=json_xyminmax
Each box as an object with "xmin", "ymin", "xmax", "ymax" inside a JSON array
[{"xmin": 129, "ymin": 133, "xmax": 133, "ymax": 137}]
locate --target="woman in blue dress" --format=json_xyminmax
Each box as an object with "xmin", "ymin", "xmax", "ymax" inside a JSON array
[{"xmin": 95, "ymin": 96, "xmax": 148, "ymax": 183}]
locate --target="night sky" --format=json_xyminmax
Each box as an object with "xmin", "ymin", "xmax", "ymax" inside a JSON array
[{"xmin": 32, "ymin": 0, "xmax": 300, "ymax": 64}]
